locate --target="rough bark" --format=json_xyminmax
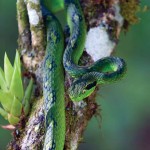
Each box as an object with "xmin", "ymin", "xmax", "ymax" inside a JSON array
[{"xmin": 7, "ymin": 0, "xmax": 140, "ymax": 150}]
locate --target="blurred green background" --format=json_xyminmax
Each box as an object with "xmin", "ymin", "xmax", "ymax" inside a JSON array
[{"xmin": 0, "ymin": 0, "xmax": 150, "ymax": 150}]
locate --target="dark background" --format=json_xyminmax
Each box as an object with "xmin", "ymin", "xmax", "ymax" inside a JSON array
[{"xmin": 0, "ymin": 0, "xmax": 150, "ymax": 150}]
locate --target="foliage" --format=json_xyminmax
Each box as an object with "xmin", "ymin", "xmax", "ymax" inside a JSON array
[{"xmin": 0, "ymin": 51, "xmax": 33, "ymax": 125}]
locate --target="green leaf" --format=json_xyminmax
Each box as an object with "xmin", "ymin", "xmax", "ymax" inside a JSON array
[
  {"xmin": 0, "ymin": 67, "xmax": 7, "ymax": 91},
  {"xmin": 22, "ymin": 79, "xmax": 33, "ymax": 115},
  {"xmin": 0, "ymin": 107, "xmax": 8, "ymax": 120},
  {"xmin": 22, "ymin": 79, "xmax": 33, "ymax": 105},
  {"xmin": 43, "ymin": 0, "xmax": 64, "ymax": 13},
  {"xmin": 23, "ymin": 101, "xmax": 30, "ymax": 116},
  {"xmin": 8, "ymin": 114, "xmax": 20, "ymax": 125},
  {"xmin": 0, "ymin": 91, "xmax": 13, "ymax": 113},
  {"xmin": 10, "ymin": 64, "xmax": 24, "ymax": 101},
  {"xmin": 14, "ymin": 50, "xmax": 21, "ymax": 75},
  {"xmin": 10, "ymin": 96, "xmax": 22, "ymax": 117},
  {"xmin": 4, "ymin": 53, "xmax": 14, "ymax": 88}
]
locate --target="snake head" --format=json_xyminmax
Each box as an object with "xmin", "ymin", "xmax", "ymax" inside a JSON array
[{"xmin": 68, "ymin": 78, "xmax": 97, "ymax": 101}]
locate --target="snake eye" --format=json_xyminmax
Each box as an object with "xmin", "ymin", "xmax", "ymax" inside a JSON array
[{"xmin": 85, "ymin": 81, "xmax": 97, "ymax": 90}]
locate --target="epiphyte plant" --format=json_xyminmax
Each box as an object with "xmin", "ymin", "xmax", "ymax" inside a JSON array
[{"xmin": 0, "ymin": 51, "xmax": 33, "ymax": 125}]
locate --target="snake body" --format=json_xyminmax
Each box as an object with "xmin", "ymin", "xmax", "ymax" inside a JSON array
[
  {"xmin": 42, "ymin": 5, "xmax": 65, "ymax": 150},
  {"xmin": 42, "ymin": 0, "xmax": 126, "ymax": 149}
]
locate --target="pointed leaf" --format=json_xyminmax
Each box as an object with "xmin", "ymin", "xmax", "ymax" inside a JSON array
[
  {"xmin": 0, "ymin": 107, "xmax": 8, "ymax": 120},
  {"xmin": 10, "ymin": 64, "xmax": 24, "ymax": 101},
  {"xmin": 22, "ymin": 79, "xmax": 33, "ymax": 116},
  {"xmin": 22, "ymin": 78, "xmax": 33, "ymax": 106},
  {"xmin": 0, "ymin": 91, "xmax": 13, "ymax": 112},
  {"xmin": 8, "ymin": 114, "xmax": 20, "ymax": 125},
  {"xmin": 0, "ymin": 67, "xmax": 7, "ymax": 91},
  {"xmin": 14, "ymin": 50, "xmax": 21, "ymax": 75},
  {"xmin": 23, "ymin": 101, "xmax": 30, "ymax": 116},
  {"xmin": 10, "ymin": 96, "xmax": 22, "ymax": 117},
  {"xmin": 4, "ymin": 53, "xmax": 14, "ymax": 87}
]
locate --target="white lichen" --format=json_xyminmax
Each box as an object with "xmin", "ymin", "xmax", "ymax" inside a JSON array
[
  {"xmin": 85, "ymin": 27, "xmax": 115, "ymax": 61},
  {"xmin": 27, "ymin": 7, "xmax": 39, "ymax": 26}
]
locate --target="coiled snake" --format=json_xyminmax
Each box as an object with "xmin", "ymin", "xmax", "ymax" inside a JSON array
[{"xmin": 42, "ymin": 0, "xmax": 126, "ymax": 150}]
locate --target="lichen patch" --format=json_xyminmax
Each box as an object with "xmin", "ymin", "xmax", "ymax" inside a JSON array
[
  {"xmin": 85, "ymin": 27, "xmax": 115, "ymax": 61},
  {"xmin": 28, "ymin": 7, "xmax": 39, "ymax": 26}
]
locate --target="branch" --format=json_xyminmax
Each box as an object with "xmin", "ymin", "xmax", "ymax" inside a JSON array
[
  {"xmin": 17, "ymin": 0, "xmax": 31, "ymax": 50},
  {"xmin": 7, "ymin": 0, "xmax": 140, "ymax": 150}
]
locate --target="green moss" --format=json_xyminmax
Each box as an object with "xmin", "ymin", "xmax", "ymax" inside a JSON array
[
  {"xmin": 120, "ymin": 0, "xmax": 141, "ymax": 29},
  {"xmin": 29, "ymin": 1, "xmax": 40, "ymax": 11},
  {"xmin": 17, "ymin": 0, "xmax": 29, "ymax": 29}
]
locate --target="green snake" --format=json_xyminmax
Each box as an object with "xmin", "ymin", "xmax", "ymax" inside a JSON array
[
  {"xmin": 42, "ymin": 0, "xmax": 126, "ymax": 150},
  {"xmin": 42, "ymin": 2, "xmax": 65, "ymax": 150}
]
